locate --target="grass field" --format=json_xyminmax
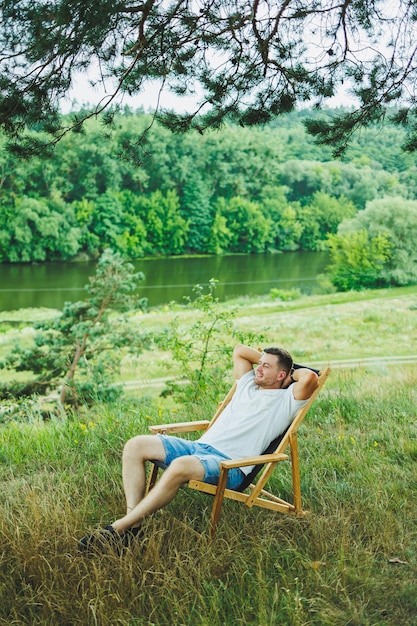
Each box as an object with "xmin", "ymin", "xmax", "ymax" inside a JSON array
[{"xmin": 1, "ymin": 286, "xmax": 416, "ymax": 625}]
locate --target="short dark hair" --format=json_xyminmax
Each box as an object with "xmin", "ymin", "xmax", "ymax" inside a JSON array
[{"xmin": 263, "ymin": 347, "xmax": 293, "ymax": 374}]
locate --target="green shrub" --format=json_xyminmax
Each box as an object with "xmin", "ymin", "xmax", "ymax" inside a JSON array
[{"xmin": 269, "ymin": 287, "xmax": 302, "ymax": 301}]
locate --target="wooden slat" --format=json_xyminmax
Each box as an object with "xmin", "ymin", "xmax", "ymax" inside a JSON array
[
  {"xmin": 219, "ymin": 453, "xmax": 289, "ymax": 469},
  {"xmin": 187, "ymin": 479, "xmax": 299, "ymax": 515},
  {"xmin": 149, "ymin": 420, "xmax": 210, "ymax": 434},
  {"xmin": 290, "ymin": 431, "xmax": 302, "ymax": 514},
  {"xmin": 188, "ymin": 479, "xmax": 239, "ymax": 498},
  {"xmin": 209, "ymin": 466, "xmax": 229, "ymax": 536},
  {"xmin": 146, "ymin": 462, "xmax": 160, "ymax": 493}
]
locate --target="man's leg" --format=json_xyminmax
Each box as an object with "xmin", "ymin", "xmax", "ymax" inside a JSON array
[
  {"xmin": 78, "ymin": 434, "xmax": 205, "ymax": 552},
  {"xmin": 121, "ymin": 434, "xmax": 166, "ymax": 515},
  {"xmin": 111, "ymin": 454, "xmax": 205, "ymax": 534}
]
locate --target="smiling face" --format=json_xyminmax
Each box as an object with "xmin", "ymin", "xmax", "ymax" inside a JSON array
[{"xmin": 254, "ymin": 352, "xmax": 289, "ymax": 389}]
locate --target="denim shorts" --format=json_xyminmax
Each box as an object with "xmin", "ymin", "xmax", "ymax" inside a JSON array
[{"xmin": 157, "ymin": 435, "xmax": 245, "ymax": 490}]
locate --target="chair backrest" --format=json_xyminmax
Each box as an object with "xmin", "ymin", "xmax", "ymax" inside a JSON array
[
  {"xmin": 235, "ymin": 366, "xmax": 330, "ymax": 491},
  {"xmin": 237, "ymin": 432, "xmax": 286, "ymax": 491}
]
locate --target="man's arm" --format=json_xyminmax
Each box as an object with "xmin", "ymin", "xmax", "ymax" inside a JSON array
[
  {"xmin": 233, "ymin": 344, "xmax": 261, "ymax": 379},
  {"xmin": 285, "ymin": 367, "xmax": 319, "ymax": 400}
]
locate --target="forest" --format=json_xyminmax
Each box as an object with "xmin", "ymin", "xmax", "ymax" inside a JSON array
[{"xmin": 1, "ymin": 107, "xmax": 417, "ymax": 289}]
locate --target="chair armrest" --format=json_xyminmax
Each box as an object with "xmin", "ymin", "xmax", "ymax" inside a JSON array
[
  {"xmin": 149, "ymin": 420, "xmax": 211, "ymax": 434},
  {"xmin": 220, "ymin": 453, "xmax": 289, "ymax": 470}
]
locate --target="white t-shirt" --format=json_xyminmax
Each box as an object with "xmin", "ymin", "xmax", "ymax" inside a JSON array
[{"xmin": 198, "ymin": 369, "xmax": 308, "ymax": 475}]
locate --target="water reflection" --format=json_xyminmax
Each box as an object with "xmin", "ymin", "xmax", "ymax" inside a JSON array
[{"xmin": 0, "ymin": 251, "xmax": 329, "ymax": 311}]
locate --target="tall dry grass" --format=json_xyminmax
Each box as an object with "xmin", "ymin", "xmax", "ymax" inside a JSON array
[{"xmin": 1, "ymin": 363, "xmax": 417, "ymax": 625}]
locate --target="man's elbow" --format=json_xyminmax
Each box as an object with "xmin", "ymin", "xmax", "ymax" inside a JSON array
[
  {"xmin": 233, "ymin": 343, "xmax": 256, "ymax": 361},
  {"xmin": 304, "ymin": 369, "xmax": 319, "ymax": 389},
  {"xmin": 296, "ymin": 369, "xmax": 319, "ymax": 399},
  {"xmin": 233, "ymin": 343, "xmax": 244, "ymax": 356}
]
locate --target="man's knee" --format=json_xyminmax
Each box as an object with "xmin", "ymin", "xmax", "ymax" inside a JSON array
[
  {"xmin": 123, "ymin": 435, "xmax": 164, "ymax": 462},
  {"xmin": 167, "ymin": 456, "xmax": 205, "ymax": 483},
  {"xmin": 123, "ymin": 435, "xmax": 144, "ymax": 457}
]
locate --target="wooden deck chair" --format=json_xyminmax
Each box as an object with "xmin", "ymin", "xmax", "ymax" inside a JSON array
[{"xmin": 146, "ymin": 366, "xmax": 331, "ymax": 537}]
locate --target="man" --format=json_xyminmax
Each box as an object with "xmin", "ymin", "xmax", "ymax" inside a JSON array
[{"xmin": 79, "ymin": 344, "xmax": 318, "ymax": 553}]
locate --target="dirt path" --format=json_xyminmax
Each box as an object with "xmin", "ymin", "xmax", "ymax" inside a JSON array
[{"xmin": 120, "ymin": 355, "xmax": 416, "ymax": 390}]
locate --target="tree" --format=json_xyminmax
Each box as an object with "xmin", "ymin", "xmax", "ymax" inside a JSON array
[
  {"xmin": 204, "ymin": 124, "xmax": 284, "ymax": 201},
  {"xmin": 217, "ymin": 196, "xmax": 273, "ymax": 253},
  {"xmin": 261, "ymin": 190, "xmax": 303, "ymax": 251},
  {"xmin": 1, "ymin": 250, "xmax": 148, "ymax": 408},
  {"xmin": 278, "ymin": 159, "xmax": 408, "ymax": 209},
  {"xmin": 0, "ymin": 194, "xmax": 81, "ymax": 262},
  {"xmin": 1, "ymin": 1, "xmax": 416, "ymax": 155},
  {"xmin": 207, "ymin": 207, "xmax": 232, "ymax": 254},
  {"xmin": 301, "ymin": 191, "xmax": 356, "ymax": 249},
  {"xmin": 278, "ymin": 160, "xmax": 331, "ymax": 204},
  {"xmin": 326, "ymin": 230, "xmax": 392, "ymax": 291},
  {"xmin": 136, "ymin": 189, "xmax": 189, "ymax": 255},
  {"xmin": 271, "ymin": 203, "xmax": 304, "ymax": 251},
  {"xmin": 337, "ymin": 196, "xmax": 417, "ymax": 285},
  {"xmin": 181, "ymin": 171, "xmax": 213, "ymax": 252}
]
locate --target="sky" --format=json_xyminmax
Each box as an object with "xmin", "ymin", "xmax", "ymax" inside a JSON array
[
  {"xmin": 61, "ymin": 74, "xmax": 209, "ymax": 115},
  {"xmin": 59, "ymin": 1, "xmax": 400, "ymax": 116},
  {"xmin": 61, "ymin": 68, "xmax": 357, "ymax": 116}
]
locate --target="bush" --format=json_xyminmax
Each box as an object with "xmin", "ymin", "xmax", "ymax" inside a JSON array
[{"xmin": 269, "ymin": 288, "xmax": 302, "ymax": 301}]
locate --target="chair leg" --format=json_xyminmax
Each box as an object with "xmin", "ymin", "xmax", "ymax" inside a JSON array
[
  {"xmin": 146, "ymin": 463, "xmax": 160, "ymax": 494},
  {"xmin": 290, "ymin": 432, "xmax": 303, "ymax": 515},
  {"xmin": 209, "ymin": 466, "xmax": 229, "ymax": 538}
]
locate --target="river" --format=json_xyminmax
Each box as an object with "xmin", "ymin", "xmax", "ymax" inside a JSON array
[{"xmin": 0, "ymin": 251, "xmax": 329, "ymax": 311}]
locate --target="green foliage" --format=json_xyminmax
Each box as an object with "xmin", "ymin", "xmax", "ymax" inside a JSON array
[
  {"xmin": 0, "ymin": 250, "xmax": 149, "ymax": 407},
  {"xmin": 207, "ymin": 207, "xmax": 232, "ymax": 254},
  {"xmin": 138, "ymin": 189, "xmax": 189, "ymax": 255},
  {"xmin": 180, "ymin": 171, "xmax": 213, "ymax": 252},
  {"xmin": 1, "ymin": 111, "xmax": 417, "ymax": 262},
  {"xmin": 0, "ymin": 195, "xmax": 81, "ymax": 262},
  {"xmin": 294, "ymin": 192, "xmax": 356, "ymax": 251},
  {"xmin": 338, "ymin": 196, "xmax": 417, "ymax": 286},
  {"xmin": 1, "ymin": 1, "xmax": 417, "ymax": 156},
  {"xmin": 327, "ymin": 195, "xmax": 417, "ymax": 291},
  {"xmin": 277, "ymin": 159, "xmax": 401, "ymax": 210},
  {"xmin": 269, "ymin": 288, "xmax": 302, "ymax": 302},
  {"xmin": 158, "ymin": 280, "xmax": 260, "ymax": 412},
  {"xmin": 216, "ymin": 197, "xmax": 274, "ymax": 253},
  {"xmin": 327, "ymin": 230, "xmax": 392, "ymax": 291},
  {"xmin": 265, "ymin": 199, "xmax": 303, "ymax": 251},
  {"xmin": 309, "ymin": 192, "xmax": 356, "ymax": 239}
]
